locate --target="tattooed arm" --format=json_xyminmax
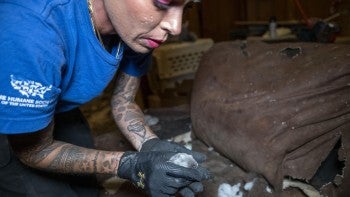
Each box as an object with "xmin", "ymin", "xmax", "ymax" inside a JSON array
[
  {"xmin": 111, "ymin": 72, "xmax": 158, "ymax": 151},
  {"xmin": 8, "ymin": 122, "xmax": 123, "ymax": 175}
]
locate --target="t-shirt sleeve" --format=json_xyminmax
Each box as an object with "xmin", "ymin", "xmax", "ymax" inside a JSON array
[
  {"xmin": 119, "ymin": 45, "xmax": 151, "ymax": 77},
  {"xmin": 0, "ymin": 5, "xmax": 63, "ymax": 134}
]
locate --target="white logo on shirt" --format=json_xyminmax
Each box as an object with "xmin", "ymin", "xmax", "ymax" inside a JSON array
[{"xmin": 10, "ymin": 75, "xmax": 52, "ymax": 99}]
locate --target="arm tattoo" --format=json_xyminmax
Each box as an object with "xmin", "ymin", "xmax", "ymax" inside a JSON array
[
  {"xmin": 48, "ymin": 145, "xmax": 85, "ymax": 173},
  {"xmin": 115, "ymin": 114, "xmax": 123, "ymax": 121},
  {"xmin": 113, "ymin": 72, "xmax": 139, "ymax": 102},
  {"xmin": 29, "ymin": 142, "xmax": 63, "ymax": 165},
  {"xmin": 125, "ymin": 111, "xmax": 143, "ymax": 122},
  {"xmin": 111, "ymin": 72, "xmax": 157, "ymax": 150},
  {"xmin": 93, "ymin": 152, "xmax": 99, "ymax": 173},
  {"xmin": 118, "ymin": 106, "xmax": 126, "ymax": 112},
  {"xmin": 127, "ymin": 120, "xmax": 146, "ymax": 138},
  {"xmin": 8, "ymin": 122, "xmax": 122, "ymax": 175}
]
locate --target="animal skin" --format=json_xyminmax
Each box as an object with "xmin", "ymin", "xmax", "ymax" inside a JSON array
[{"xmin": 191, "ymin": 41, "xmax": 350, "ymax": 195}]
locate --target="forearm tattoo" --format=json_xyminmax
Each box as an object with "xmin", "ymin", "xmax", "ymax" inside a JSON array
[
  {"xmin": 30, "ymin": 144, "xmax": 120, "ymax": 175},
  {"xmin": 127, "ymin": 120, "xmax": 146, "ymax": 138},
  {"xmin": 111, "ymin": 72, "xmax": 157, "ymax": 150},
  {"xmin": 8, "ymin": 124, "xmax": 122, "ymax": 175},
  {"xmin": 48, "ymin": 145, "xmax": 85, "ymax": 173}
]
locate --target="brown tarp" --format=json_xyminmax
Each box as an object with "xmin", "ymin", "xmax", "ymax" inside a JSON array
[{"xmin": 191, "ymin": 41, "xmax": 350, "ymax": 194}]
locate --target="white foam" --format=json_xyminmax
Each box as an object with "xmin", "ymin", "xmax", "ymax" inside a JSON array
[
  {"xmin": 265, "ymin": 186, "xmax": 272, "ymax": 193},
  {"xmin": 243, "ymin": 179, "xmax": 255, "ymax": 191},
  {"xmin": 218, "ymin": 183, "xmax": 243, "ymax": 197}
]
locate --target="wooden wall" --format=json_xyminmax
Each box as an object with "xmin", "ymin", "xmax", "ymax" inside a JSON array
[
  {"xmin": 246, "ymin": 0, "xmax": 331, "ymax": 21},
  {"xmin": 185, "ymin": 0, "xmax": 350, "ymax": 42}
]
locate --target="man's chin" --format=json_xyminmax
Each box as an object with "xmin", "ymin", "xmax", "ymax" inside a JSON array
[{"xmin": 129, "ymin": 45, "xmax": 153, "ymax": 54}]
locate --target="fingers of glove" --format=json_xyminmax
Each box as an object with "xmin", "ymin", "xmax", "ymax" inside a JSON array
[
  {"xmin": 148, "ymin": 191, "xmax": 172, "ymax": 197},
  {"xmin": 170, "ymin": 177, "xmax": 192, "ymax": 188},
  {"xmin": 195, "ymin": 165, "xmax": 212, "ymax": 180},
  {"xmin": 187, "ymin": 150, "xmax": 207, "ymax": 163},
  {"xmin": 148, "ymin": 175, "xmax": 190, "ymax": 194},
  {"xmin": 178, "ymin": 187, "xmax": 195, "ymax": 197},
  {"xmin": 178, "ymin": 182, "xmax": 204, "ymax": 197},
  {"xmin": 160, "ymin": 185, "xmax": 178, "ymax": 195},
  {"xmin": 188, "ymin": 182, "xmax": 204, "ymax": 193},
  {"xmin": 165, "ymin": 163, "xmax": 211, "ymax": 181},
  {"xmin": 147, "ymin": 182, "xmax": 177, "ymax": 197}
]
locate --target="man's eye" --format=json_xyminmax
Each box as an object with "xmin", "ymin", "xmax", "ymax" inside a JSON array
[{"xmin": 154, "ymin": 0, "xmax": 172, "ymax": 10}]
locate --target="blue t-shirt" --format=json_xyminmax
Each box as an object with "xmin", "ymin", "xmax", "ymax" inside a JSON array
[{"xmin": 0, "ymin": 0, "xmax": 150, "ymax": 134}]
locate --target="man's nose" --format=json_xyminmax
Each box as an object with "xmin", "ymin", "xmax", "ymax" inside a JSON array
[{"xmin": 160, "ymin": 9, "xmax": 183, "ymax": 36}]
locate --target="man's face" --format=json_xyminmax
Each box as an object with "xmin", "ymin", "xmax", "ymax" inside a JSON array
[{"xmin": 103, "ymin": 0, "xmax": 193, "ymax": 53}]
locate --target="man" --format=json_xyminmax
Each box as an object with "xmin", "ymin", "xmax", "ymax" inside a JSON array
[{"xmin": 0, "ymin": 0, "xmax": 209, "ymax": 196}]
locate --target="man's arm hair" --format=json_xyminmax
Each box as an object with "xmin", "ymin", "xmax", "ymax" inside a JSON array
[
  {"xmin": 111, "ymin": 72, "xmax": 157, "ymax": 151},
  {"xmin": 8, "ymin": 122, "xmax": 122, "ymax": 175}
]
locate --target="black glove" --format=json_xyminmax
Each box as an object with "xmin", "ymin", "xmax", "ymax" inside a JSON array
[
  {"xmin": 117, "ymin": 151, "xmax": 210, "ymax": 197},
  {"xmin": 141, "ymin": 138, "xmax": 209, "ymax": 197},
  {"xmin": 141, "ymin": 138, "xmax": 206, "ymax": 163},
  {"xmin": 178, "ymin": 182, "xmax": 204, "ymax": 197}
]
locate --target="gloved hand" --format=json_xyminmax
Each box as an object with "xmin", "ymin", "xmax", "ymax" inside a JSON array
[
  {"xmin": 141, "ymin": 138, "xmax": 206, "ymax": 163},
  {"xmin": 117, "ymin": 151, "xmax": 210, "ymax": 197},
  {"xmin": 178, "ymin": 182, "xmax": 204, "ymax": 197},
  {"xmin": 141, "ymin": 138, "xmax": 209, "ymax": 197}
]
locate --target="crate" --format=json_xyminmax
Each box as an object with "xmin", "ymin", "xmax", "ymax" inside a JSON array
[
  {"xmin": 152, "ymin": 38, "xmax": 214, "ymax": 79},
  {"xmin": 146, "ymin": 39, "xmax": 214, "ymax": 108}
]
